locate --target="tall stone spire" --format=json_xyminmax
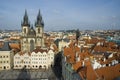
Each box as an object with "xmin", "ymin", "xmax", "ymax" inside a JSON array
[
  {"xmin": 35, "ymin": 9, "xmax": 44, "ymax": 27},
  {"xmin": 76, "ymin": 29, "xmax": 80, "ymax": 41},
  {"xmin": 21, "ymin": 9, "xmax": 30, "ymax": 26}
]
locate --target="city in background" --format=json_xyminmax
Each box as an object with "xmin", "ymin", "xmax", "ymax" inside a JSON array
[{"xmin": 0, "ymin": 0, "xmax": 120, "ymax": 80}]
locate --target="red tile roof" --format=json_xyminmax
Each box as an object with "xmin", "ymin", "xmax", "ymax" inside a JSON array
[
  {"xmin": 32, "ymin": 46, "xmax": 48, "ymax": 53},
  {"xmin": 9, "ymin": 43, "xmax": 21, "ymax": 50},
  {"xmin": 64, "ymin": 38, "xmax": 120, "ymax": 80}
]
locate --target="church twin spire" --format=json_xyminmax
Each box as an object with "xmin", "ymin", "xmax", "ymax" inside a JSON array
[
  {"xmin": 22, "ymin": 9, "xmax": 44, "ymax": 27},
  {"xmin": 21, "ymin": 9, "xmax": 30, "ymax": 26},
  {"xmin": 35, "ymin": 9, "xmax": 44, "ymax": 27}
]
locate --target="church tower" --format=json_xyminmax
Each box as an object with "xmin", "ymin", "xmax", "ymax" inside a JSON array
[
  {"xmin": 21, "ymin": 10, "xmax": 30, "ymax": 51},
  {"xmin": 35, "ymin": 10, "xmax": 44, "ymax": 47},
  {"xmin": 21, "ymin": 10, "xmax": 45, "ymax": 52},
  {"xmin": 21, "ymin": 10, "xmax": 30, "ymax": 36}
]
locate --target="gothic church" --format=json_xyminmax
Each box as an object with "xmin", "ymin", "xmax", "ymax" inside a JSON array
[{"xmin": 21, "ymin": 10, "xmax": 44, "ymax": 52}]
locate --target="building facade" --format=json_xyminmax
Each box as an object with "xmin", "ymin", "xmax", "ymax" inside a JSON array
[
  {"xmin": 21, "ymin": 10, "xmax": 44, "ymax": 52},
  {"xmin": 58, "ymin": 39, "xmax": 69, "ymax": 51},
  {"xmin": 31, "ymin": 48, "xmax": 54, "ymax": 69},
  {"xmin": 14, "ymin": 52, "xmax": 31, "ymax": 69},
  {"xmin": 0, "ymin": 42, "xmax": 13, "ymax": 70},
  {"xmin": 14, "ymin": 48, "xmax": 55, "ymax": 69},
  {"xmin": 62, "ymin": 53, "xmax": 82, "ymax": 80},
  {"xmin": 0, "ymin": 51, "xmax": 11, "ymax": 70}
]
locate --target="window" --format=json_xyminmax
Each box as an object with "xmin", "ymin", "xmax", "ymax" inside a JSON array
[
  {"xmin": 24, "ymin": 28, "xmax": 26, "ymax": 33},
  {"xmin": 28, "ymin": 65, "xmax": 30, "ymax": 67},
  {"xmin": 38, "ymin": 28, "xmax": 40, "ymax": 33}
]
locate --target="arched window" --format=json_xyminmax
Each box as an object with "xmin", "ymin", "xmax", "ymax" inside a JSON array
[
  {"xmin": 24, "ymin": 28, "xmax": 26, "ymax": 33},
  {"xmin": 39, "ymin": 65, "xmax": 42, "ymax": 69},
  {"xmin": 38, "ymin": 28, "xmax": 40, "ymax": 33}
]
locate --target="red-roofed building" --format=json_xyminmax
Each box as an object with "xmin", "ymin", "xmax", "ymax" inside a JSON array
[{"xmin": 62, "ymin": 38, "xmax": 120, "ymax": 80}]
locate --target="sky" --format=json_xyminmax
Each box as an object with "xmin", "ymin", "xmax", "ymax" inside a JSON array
[{"xmin": 0, "ymin": 0, "xmax": 120, "ymax": 31}]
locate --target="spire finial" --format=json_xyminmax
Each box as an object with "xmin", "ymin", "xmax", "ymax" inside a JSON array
[
  {"xmin": 24, "ymin": 9, "xmax": 28, "ymax": 19},
  {"xmin": 37, "ymin": 9, "xmax": 42, "ymax": 20}
]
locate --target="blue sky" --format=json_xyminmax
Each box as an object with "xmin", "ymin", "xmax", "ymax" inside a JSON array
[{"xmin": 0, "ymin": 0, "xmax": 120, "ymax": 31}]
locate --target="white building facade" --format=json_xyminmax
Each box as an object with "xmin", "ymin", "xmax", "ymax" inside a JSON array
[
  {"xmin": 0, "ymin": 51, "xmax": 11, "ymax": 70},
  {"xmin": 31, "ymin": 49, "xmax": 54, "ymax": 69},
  {"xmin": 14, "ymin": 52, "xmax": 31, "ymax": 69},
  {"xmin": 58, "ymin": 40, "xmax": 69, "ymax": 51},
  {"xmin": 14, "ymin": 49, "xmax": 54, "ymax": 69}
]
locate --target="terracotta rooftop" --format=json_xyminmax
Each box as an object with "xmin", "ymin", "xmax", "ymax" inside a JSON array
[
  {"xmin": 17, "ymin": 51, "xmax": 31, "ymax": 56},
  {"xmin": 63, "ymin": 38, "xmax": 120, "ymax": 80},
  {"xmin": 32, "ymin": 46, "xmax": 48, "ymax": 53},
  {"xmin": 93, "ymin": 41, "xmax": 120, "ymax": 53},
  {"xmin": 9, "ymin": 43, "xmax": 21, "ymax": 50},
  {"xmin": 95, "ymin": 64, "xmax": 120, "ymax": 80}
]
